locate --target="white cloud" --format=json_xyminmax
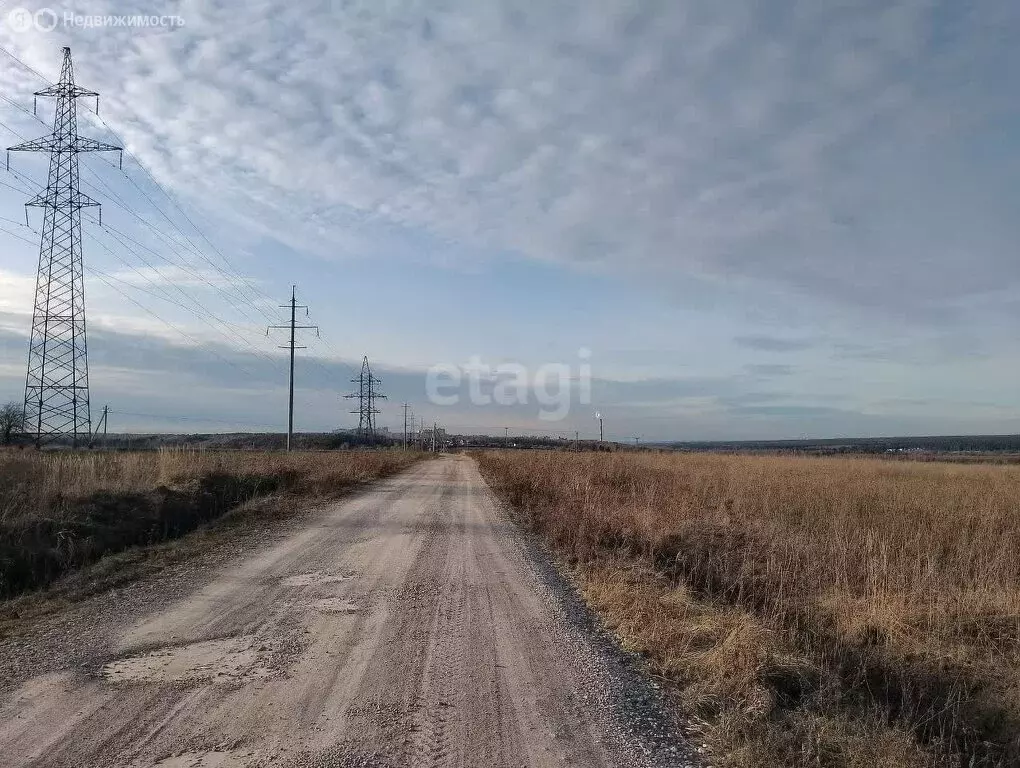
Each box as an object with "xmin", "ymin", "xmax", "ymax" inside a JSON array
[
  {"xmin": 1, "ymin": 0, "xmax": 1015, "ymax": 319},
  {"xmin": 105, "ymin": 264, "xmax": 253, "ymax": 290},
  {"xmin": 0, "ymin": 1, "xmax": 1018, "ymax": 438},
  {"xmin": 0, "ymin": 269, "xmax": 34, "ymax": 317}
]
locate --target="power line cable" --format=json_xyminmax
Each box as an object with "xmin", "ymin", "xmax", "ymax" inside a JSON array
[
  {"xmin": 74, "ymin": 167, "xmax": 277, "ymax": 330},
  {"xmin": 107, "ymin": 410, "xmax": 284, "ymax": 430},
  {"xmin": 86, "ymin": 217, "xmax": 282, "ymax": 364},
  {"xmin": 0, "ymin": 219, "xmax": 36, "ymax": 245},
  {"xmin": 3, "ymin": 47, "xmax": 351, "ymax": 365},
  {"xmin": 4, "ymin": 142, "xmax": 279, "ymax": 364},
  {"xmin": 6, "ymin": 148, "xmax": 281, "ymax": 366},
  {"xmin": 1, "ymin": 47, "xmax": 352, "ymax": 394},
  {"xmin": 89, "ymin": 268, "xmax": 267, "ymax": 380},
  {"xmin": 0, "ymin": 185, "xmax": 275, "ymax": 381},
  {"xmin": 0, "ymin": 45, "xmax": 48, "ymax": 81},
  {"xmin": 3, "ymin": 71, "xmax": 282, "ymax": 328}
]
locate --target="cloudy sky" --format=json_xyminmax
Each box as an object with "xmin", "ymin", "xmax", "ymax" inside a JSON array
[{"xmin": 0, "ymin": 0, "xmax": 1018, "ymax": 440}]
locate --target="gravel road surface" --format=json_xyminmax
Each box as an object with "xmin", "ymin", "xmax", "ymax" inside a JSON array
[{"xmin": 0, "ymin": 455, "xmax": 696, "ymax": 767}]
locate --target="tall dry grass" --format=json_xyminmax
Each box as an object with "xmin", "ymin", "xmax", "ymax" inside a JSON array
[
  {"xmin": 477, "ymin": 450, "xmax": 1020, "ymax": 767},
  {"xmin": 0, "ymin": 448, "xmax": 418, "ymax": 522},
  {"xmin": 0, "ymin": 448, "xmax": 421, "ymax": 598}
]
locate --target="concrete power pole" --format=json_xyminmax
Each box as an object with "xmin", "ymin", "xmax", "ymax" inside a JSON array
[
  {"xmin": 89, "ymin": 403, "xmax": 108, "ymax": 448},
  {"xmin": 267, "ymin": 285, "xmax": 318, "ymax": 452},
  {"xmin": 402, "ymin": 403, "xmax": 410, "ymax": 449}
]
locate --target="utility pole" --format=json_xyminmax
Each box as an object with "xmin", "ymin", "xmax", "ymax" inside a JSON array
[
  {"xmin": 432, "ymin": 422, "xmax": 437, "ymax": 453},
  {"xmin": 8, "ymin": 47, "xmax": 122, "ymax": 447},
  {"xmin": 402, "ymin": 403, "xmax": 410, "ymax": 449},
  {"xmin": 89, "ymin": 403, "xmax": 108, "ymax": 448},
  {"xmin": 267, "ymin": 285, "xmax": 318, "ymax": 451},
  {"xmin": 504, "ymin": 426, "xmax": 509, "ymax": 448},
  {"xmin": 575, "ymin": 430, "xmax": 579, "ymax": 451},
  {"xmin": 596, "ymin": 412, "xmax": 604, "ymax": 442}
]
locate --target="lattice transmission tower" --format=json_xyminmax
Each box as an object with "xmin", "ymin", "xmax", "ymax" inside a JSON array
[
  {"xmin": 345, "ymin": 356, "xmax": 385, "ymax": 437},
  {"xmin": 7, "ymin": 47, "xmax": 121, "ymax": 446}
]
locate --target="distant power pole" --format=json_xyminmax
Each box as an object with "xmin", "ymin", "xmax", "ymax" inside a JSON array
[
  {"xmin": 575, "ymin": 430, "xmax": 579, "ymax": 451},
  {"xmin": 89, "ymin": 403, "xmax": 108, "ymax": 448},
  {"xmin": 402, "ymin": 403, "xmax": 410, "ymax": 449},
  {"xmin": 345, "ymin": 356, "xmax": 385, "ymax": 438},
  {"xmin": 596, "ymin": 412, "xmax": 604, "ymax": 442},
  {"xmin": 432, "ymin": 422, "xmax": 437, "ymax": 453},
  {"xmin": 633, "ymin": 436, "xmax": 640, "ymax": 447},
  {"xmin": 8, "ymin": 47, "xmax": 122, "ymax": 447},
  {"xmin": 504, "ymin": 426, "xmax": 509, "ymax": 447},
  {"xmin": 267, "ymin": 285, "xmax": 318, "ymax": 451}
]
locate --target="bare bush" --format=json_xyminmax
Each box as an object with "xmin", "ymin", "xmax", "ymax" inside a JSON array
[{"xmin": 0, "ymin": 401, "xmax": 23, "ymax": 445}]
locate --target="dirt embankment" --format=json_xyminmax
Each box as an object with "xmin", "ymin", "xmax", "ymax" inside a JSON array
[{"xmin": 0, "ymin": 450, "xmax": 421, "ymax": 600}]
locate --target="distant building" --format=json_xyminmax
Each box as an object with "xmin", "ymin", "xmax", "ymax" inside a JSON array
[{"xmin": 420, "ymin": 426, "xmax": 448, "ymax": 448}]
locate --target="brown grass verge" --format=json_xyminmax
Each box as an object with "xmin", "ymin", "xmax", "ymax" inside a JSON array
[
  {"xmin": 0, "ymin": 449, "xmax": 423, "ymax": 602},
  {"xmin": 476, "ymin": 450, "xmax": 1020, "ymax": 767}
]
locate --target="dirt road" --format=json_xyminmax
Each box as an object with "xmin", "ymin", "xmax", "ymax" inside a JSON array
[{"xmin": 0, "ymin": 455, "xmax": 694, "ymax": 767}]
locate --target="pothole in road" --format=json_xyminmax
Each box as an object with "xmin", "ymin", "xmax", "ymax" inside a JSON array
[
  {"xmin": 281, "ymin": 571, "xmax": 353, "ymax": 588},
  {"xmin": 314, "ymin": 598, "xmax": 360, "ymax": 614},
  {"xmin": 103, "ymin": 635, "xmax": 272, "ymax": 685}
]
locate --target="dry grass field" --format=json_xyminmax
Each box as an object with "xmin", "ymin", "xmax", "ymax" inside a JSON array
[
  {"xmin": 476, "ymin": 450, "xmax": 1020, "ymax": 767},
  {"xmin": 0, "ymin": 448, "xmax": 421, "ymax": 599}
]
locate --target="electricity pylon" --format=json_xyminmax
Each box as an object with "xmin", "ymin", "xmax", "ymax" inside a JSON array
[
  {"xmin": 7, "ymin": 47, "xmax": 121, "ymax": 446},
  {"xmin": 345, "ymin": 356, "xmax": 385, "ymax": 437}
]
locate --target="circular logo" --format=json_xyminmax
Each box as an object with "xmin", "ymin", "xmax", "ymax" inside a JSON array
[
  {"xmin": 34, "ymin": 8, "xmax": 58, "ymax": 32},
  {"xmin": 5, "ymin": 7, "xmax": 35, "ymax": 33}
]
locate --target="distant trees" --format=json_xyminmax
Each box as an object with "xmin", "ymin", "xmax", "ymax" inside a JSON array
[{"xmin": 0, "ymin": 401, "xmax": 24, "ymax": 444}]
